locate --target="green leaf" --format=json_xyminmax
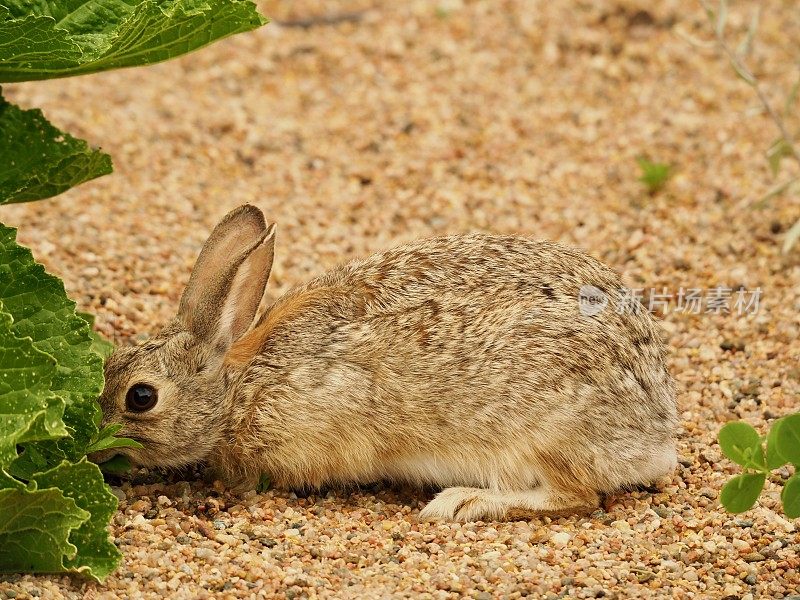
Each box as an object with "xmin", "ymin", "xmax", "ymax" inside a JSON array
[
  {"xmin": 775, "ymin": 413, "xmax": 800, "ymax": 466},
  {"xmin": 0, "ymin": 461, "xmax": 120, "ymax": 579},
  {"xmin": 77, "ymin": 312, "xmax": 115, "ymax": 361},
  {"xmin": 720, "ymin": 473, "xmax": 766, "ymax": 513},
  {"xmin": 0, "ymin": 224, "xmax": 104, "ymax": 470},
  {"xmin": 0, "ymin": 467, "xmax": 25, "ymax": 489},
  {"xmin": 88, "ymin": 329, "xmax": 115, "ymax": 361},
  {"xmin": 766, "ymin": 418, "xmax": 787, "ymax": 470},
  {"xmin": 781, "ymin": 474, "xmax": 800, "ymax": 519},
  {"xmin": 95, "ymin": 423, "xmax": 124, "ymax": 439},
  {"xmin": 719, "ymin": 421, "xmax": 766, "ymax": 469},
  {"xmin": 257, "ymin": 473, "xmax": 272, "ymax": 493},
  {"xmin": 98, "ymin": 454, "xmax": 132, "ymax": 475},
  {"xmin": 0, "ymin": 227, "xmax": 122, "ymax": 579},
  {"xmin": 0, "ymin": 307, "xmax": 67, "ymax": 467},
  {"xmin": 0, "ymin": 93, "xmax": 112, "ymax": 204},
  {"xmin": 31, "ymin": 460, "xmax": 121, "ymax": 580},
  {"xmin": 85, "ymin": 434, "xmax": 142, "ymax": 454},
  {"xmin": 730, "ymin": 59, "xmax": 756, "ymax": 87},
  {"xmin": 86, "ymin": 424, "xmax": 142, "ymax": 454},
  {"xmin": 637, "ymin": 157, "xmax": 672, "ymax": 194},
  {"xmin": 767, "ymin": 137, "xmax": 794, "ymax": 177},
  {"xmin": 0, "ymin": 485, "xmax": 89, "ymax": 574},
  {"xmin": 0, "ymin": 0, "xmax": 268, "ymax": 83}
]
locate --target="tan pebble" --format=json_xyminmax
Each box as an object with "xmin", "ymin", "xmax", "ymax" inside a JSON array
[
  {"xmin": 129, "ymin": 499, "xmax": 150, "ymax": 513},
  {"xmin": 743, "ymin": 552, "xmax": 765, "ymax": 562},
  {"xmin": 130, "ymin": 515, "xmax": 147, "ymax": 527},
  {"xmin": 733, "ymin": 539, "xmax": 751, "ymax": 552},
  {"xmin": 284, "ymin": 528, "xmax": 301, "ymax": 538},
  {"xmin": 611, "ymin": 520, "xmax": 631, "ymax": 532},
  {"xmin": 684, "ymin": 569, "xmax": 699, "ymax": 582}
]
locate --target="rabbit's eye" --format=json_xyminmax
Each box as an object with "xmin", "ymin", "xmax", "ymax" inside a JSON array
[{"xmin": 126, "ymin": 383, "xmax": 158, "ymax": 412}]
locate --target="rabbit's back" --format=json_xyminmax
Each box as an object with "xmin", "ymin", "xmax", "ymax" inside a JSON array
[{"xmin": 224, "ymin": 234, "xmax": 676, "ymax": 492}]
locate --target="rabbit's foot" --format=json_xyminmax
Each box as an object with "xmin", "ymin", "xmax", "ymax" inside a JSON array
[
  {"xmin": 420, "ymin": 486, "xmax": 599, "ymax": 522},
  {"xmin": 420, "ymin": 487, "xmax": 508, "ymax": 522},
  {"xmin": 205, "ymin": 464, "xmax": 261, "ymax": 494}
]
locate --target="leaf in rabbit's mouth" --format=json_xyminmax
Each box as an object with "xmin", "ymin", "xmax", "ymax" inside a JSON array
[
  {"xmin": 99, "ymin": 454, "xmax": 133, "ymax": 475},
  {"xmin": 127, "ymin": 434, "xmax": 157, "ymax": 445},
  {"xmin": 111, "ymin": 432, "xmax": 158, "ymax": 449},
  {"xmin": 257, "ymin": 473, "xmax": 272, "ymax": 492}
]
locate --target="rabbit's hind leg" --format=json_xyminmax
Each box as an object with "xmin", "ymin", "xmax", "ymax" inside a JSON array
[
  {"xmin": 419, "ymin": 486, "xmax": 598, "ymax": 522},
  {"xmin": 419, "ymin": 487, "xmax": 506, "ymax": 522}
]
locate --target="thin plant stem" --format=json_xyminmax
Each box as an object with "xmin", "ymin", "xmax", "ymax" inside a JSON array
[{"xmin": 698, "ymin": 0, "xmax": 800, "ymax": 164}]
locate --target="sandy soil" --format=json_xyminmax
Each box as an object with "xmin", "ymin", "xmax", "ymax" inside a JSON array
[{"xmin": 1, "ymin": 0, "xmax": 799, "ymax": 598}]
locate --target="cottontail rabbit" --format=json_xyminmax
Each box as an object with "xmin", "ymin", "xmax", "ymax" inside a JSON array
[{"xmin": 96, "ymin": 205, "xmax": 677, "ymax": 521}]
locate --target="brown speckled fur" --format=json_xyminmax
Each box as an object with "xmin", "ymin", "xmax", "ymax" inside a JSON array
[{"xmin": 96, "ymin": 205, "xmax": 677, "ymax": 521}]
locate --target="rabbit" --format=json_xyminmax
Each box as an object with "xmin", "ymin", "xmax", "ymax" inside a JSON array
[{"xmin": 94, "ymin": 204, "xmax": 678, "ymax": 522}]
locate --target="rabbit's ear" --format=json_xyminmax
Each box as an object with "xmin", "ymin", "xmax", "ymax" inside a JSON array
[
  {"xmin": 215, "ymin": 224, "xmax": 276, "ymax": 348},
  {"xmin": 178, "ymin": 205, "xmax": 275, "ymax": 348}
]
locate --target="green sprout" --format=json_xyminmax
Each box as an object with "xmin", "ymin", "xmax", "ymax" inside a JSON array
[
  {"xmin": 637, "ymin": 157, "xmax": 673, "ymax": 194},
  {"xmin": 718, "ymin": 414, "xmax": 800, "ymax": 517}
]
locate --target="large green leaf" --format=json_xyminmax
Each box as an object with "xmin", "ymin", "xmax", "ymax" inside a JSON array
[
  {"xmin": 720, "ymin": 473, "xmax": 766, "ymax": 514},
  {"xmin": 77, "ymin": 311, "xmax": 115, "ymax": 361},
  {"xmin": 0, "ymin": 485, "xmax": 89, "ymax": 574},
  {"xmin": 0, "ymin": 224, "xmax": 104, "ymax": 471},
  {"xmin": 0, "ymin": 460, "xmax": 119, "ymax": 580},
  {"xmin": 31, "ymin": 460, "xmax": 121, "ymax": 580},
  {"xmin": 0, "ymin": 0, "xmax": 268, "ymax": 83},
  {"xmin": 782, "ymin": 474, "xmax": 800, "ymax": 519},
  {"xmin": 0, "ymin": 92, "xmax": 113, "ymax": 204},
  {"xmin": 775, "ymin": 413, "xmax": 800, "ymax": 466},
  {"xmin": 0, "ymin": 307, "xmax": 67, "ymax": 468},
  {"xmin": 0, "ymin": 229, "xmax": 126, "ymax": 579}
]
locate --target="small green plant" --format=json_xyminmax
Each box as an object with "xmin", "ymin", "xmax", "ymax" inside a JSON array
[
  {"xmin": 637, "ymin": 157, "xmax": 672, "ymax": 194},
  {"xmin": 718, "ymin": 415, "xmax": 800, "ymax": 518}
]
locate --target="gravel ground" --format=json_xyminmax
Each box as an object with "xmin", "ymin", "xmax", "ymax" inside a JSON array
[{"xmin": 2, "ymin": 0, "xmax": 800, "ymax": 598}]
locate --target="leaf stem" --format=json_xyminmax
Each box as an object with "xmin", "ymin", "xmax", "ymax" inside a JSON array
[{"xmin": 697, "ymin": 0, "xmax": 800, "ymax": 164}]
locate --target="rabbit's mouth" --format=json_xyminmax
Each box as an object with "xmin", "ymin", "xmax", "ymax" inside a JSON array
[
  {"xmin": 88, "ymin": 433, "xmax": 154, "ymax": 465},
  {"xmin": 88, "ymin": 448, "xmax": 119, "ymax": 464}
]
